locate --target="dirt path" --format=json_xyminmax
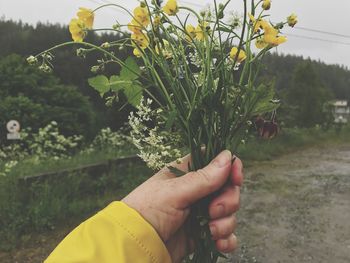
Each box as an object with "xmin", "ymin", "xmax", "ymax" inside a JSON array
[{"xmin": 228, "ymin": 144, "xmax": 350, "ymax": 263}]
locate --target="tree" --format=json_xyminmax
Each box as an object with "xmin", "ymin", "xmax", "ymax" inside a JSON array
[
  {"xmin": 286, "ymin": 61, "xmax": 333, "ymax": 127},
  {"xmin": 0, "ymin": 54, "xmax": 97, "ymax": 144}
]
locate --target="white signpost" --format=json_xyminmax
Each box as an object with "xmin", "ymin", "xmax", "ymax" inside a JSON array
[{"xmin": 6, "ymin": 120, "xmax": 21, "ymax": 140}]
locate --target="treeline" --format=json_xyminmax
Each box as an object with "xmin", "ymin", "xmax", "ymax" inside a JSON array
[{"xmin": 0, "ymin": 19, "xmax": 349, "ymax": 138}]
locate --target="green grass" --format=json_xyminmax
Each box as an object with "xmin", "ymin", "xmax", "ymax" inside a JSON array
[
  {"xmin": 4, "ymin": 146, "xmax": 137, "ymax": 179},
  {"xmin": 0, "ymin": 160, "xmax": 151, "ymax": 250}
]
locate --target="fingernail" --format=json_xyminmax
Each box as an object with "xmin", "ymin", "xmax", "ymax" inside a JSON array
[
  {"xmin": 212, "ymin": 150, "xmax": 231, "ymax": 168},
  {"xmin": 212, "ymin": 204, "xmax": 225, "ymax": 218},
  {"xmin": 209, "ymin": 225, "xmax": 217, "ymax": 237}
]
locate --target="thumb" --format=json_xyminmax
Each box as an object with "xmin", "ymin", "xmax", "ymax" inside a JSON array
[{"xmin": 172, "ymin": 150, "xmax": 232, "ymax": 208}]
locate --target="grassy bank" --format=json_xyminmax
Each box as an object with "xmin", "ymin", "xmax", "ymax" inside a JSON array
[
  {"xmin": 0, "ymin": 126, "xmax": 349, "ymax": 250},
  {"xmin": 238, "ymin": 126, "xmax": 350, "ymax": 163}
]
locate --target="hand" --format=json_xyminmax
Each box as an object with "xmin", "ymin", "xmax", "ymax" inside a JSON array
[{"xmin": 122, "ymin": 150, "xmax": 243, "ymax": 263}]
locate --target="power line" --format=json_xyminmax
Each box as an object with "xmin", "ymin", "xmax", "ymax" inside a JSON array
[
  {"xmin": 287, "ymin": 33, "xmax": 350, "ymax": 46},
  {"xmin": 294, "ymin": 26, "xmax": 350, "ymax": 39}
]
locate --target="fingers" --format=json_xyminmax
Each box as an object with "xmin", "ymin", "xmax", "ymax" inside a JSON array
[
  {"xmin": 209, "ymin": 214, "xmax": 236, "ymax": 240},
  {"xmin": 216, "ymin": 234, "xmax": 238, "ymax": 253},
  {"xmin": 209, "ymin": 186, "xmax": 240, "ymax": 219},
  {"xmin": 210, "ymin": 215, "xmax": 238, "ymax": 253},
  {"xmin": 231, "ymin": 157, "xmax": 243, "ymax": 186},
  {"xmin": 171, "ymin": 150, "xmax": 232, "ymax": 208}
]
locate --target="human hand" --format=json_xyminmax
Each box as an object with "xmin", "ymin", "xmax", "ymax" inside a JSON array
[{"xmin": 122, "ymin": 150, "xmax": 243, "ymax": 263}]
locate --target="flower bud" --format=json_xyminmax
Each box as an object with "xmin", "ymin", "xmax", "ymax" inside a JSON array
[
  {"xmin": 91, "ymin": 65, "xmax": 100, "ymax": 73},
  {"xmin": 101, "ymin": 42, "xmax": 111, "ymax": 49},
  {"xmin": 287, "ymin": 13, "xmax": 298, "ymax": 27},
  {"xmin": 262, "ymin": 0, "xmax": 271, "ymax": 10},
  {"xmin": 140, "ymin": 1, "xmax": 146, "ymax": 8},
  {"xmin": 39, "ymin": 64, "xmax": 52, "ymax": 73},
  {"xmin": 112, "ymin": 24, "xmax": 121, "ymax": 30},
  {"xmin": 76, "ymin": 48, "xmax": 87, "ymax": 58},
  {"xmin": 26, "ymin": 55, "xmax": 38, "ymax": 65},
  {"xmin": 44, "ymin": 53, "xmax": 53, "ymax": 60}
]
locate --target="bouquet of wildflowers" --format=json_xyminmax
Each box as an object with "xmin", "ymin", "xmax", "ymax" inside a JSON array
[{"xmin": 29, "ymin": 0, "xmax": 297, "ymax": 262}]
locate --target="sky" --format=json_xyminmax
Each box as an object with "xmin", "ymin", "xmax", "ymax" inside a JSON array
[{"xmin": 1, "ymin": 0, "xmax": 350, "ymax": 68}]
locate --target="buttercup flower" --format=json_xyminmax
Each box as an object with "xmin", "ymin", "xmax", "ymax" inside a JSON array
[
  {"xmin": 155, "ymin": 40, "xmax": 173, "ymax": 59},
  {"xmin": 77, "ymin": 7, "xmax": 94, "ymax": 29},
  {"xmin": 134, "ymin": 6, "xmax": 150, "ymax": 27},
  {"xmin": 163, "ymin": 0, "xmax": 178, "ymax": 16},
  {"xmin": 248, "ymin": 14, "xmax": 269, "ymax": 33},
  {"xmin": 185, "ymin": 24, "xmax": 196, "ymax": 41},
  {"xmin": 287, "ymin": 13, "xmax": 298, "ymax": 27},
  {"xmin": 69, "ymin": 18, "xmax": 86, "ymax": 42},
  {"xmin": 230, "ymin": 47, "xmax": 247, "ymax": 63},
  {"xmin": 263, "ymin": 25, "xmax": 287, "ymax": 46},
  {"xmin": 195, "ymin": 22, "xmax": 209, "ymax": 41},
  {"xmin": 128, "ymin": 19, "xmax": 142, "ymax": 34},
  {"xmin": 153, "ymin": 15, "xmax": 161, "ymax": 27},
  {"xmin": 255, "ymin": 37, "xmax": 268, "ymax": 49},
  {"xmin": 131, "ymin": 32, "xmax": 150, "ymax": 49},
  {"xmin": 133, "ymin": 47, "xmax": 142, "ymax": 57},
  {"xmin": 262, "ymin": 0, "xmax": 271, "ymax": 10}
]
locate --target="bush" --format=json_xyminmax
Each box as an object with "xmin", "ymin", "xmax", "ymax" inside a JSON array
[{"xmin": 0, "ymin": 54, "xmax": 97, "ymax": 142}]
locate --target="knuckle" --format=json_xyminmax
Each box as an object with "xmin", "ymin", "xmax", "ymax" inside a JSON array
[{"xmin": 195, "ymin": 168, "xmax": 216, "ymax": 191}]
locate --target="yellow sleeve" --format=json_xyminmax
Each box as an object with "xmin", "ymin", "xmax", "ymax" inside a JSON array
[{"xmin": 45, "ymin": 201, "xmax": 171, "ymax": 263}]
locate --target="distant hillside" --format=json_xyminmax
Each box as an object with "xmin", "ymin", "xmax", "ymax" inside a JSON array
[
  {"xmin": 261, "ymin": 53, "xmax": 350, "ymax": 100},
  {"xmin": 1, "ymin": 19, "xmax": 349, "ymax": 101}
]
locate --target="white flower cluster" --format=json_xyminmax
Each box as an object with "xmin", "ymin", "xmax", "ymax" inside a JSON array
[
  {"xmin": 128, "ymin": 97, "xmax": 182, "ymax": 170},
  {"xmin": 0, "ymin": 161, "xmax": 18, "ymax": 177},
  {"xmin": 0, "ymin": 121, "xmax": 83, "ymax": 176},
  {"xmin": 29, "ymin": 121, "xmax": 83, "ymax": 161},
  {"xmin": 83, "ymin": 127, "xmax": 132, "ymax": 154}
]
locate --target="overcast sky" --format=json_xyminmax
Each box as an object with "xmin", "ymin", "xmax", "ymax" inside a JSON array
[{"xmin": 1, "ymin": 0, "xmax": 350, "ymax": 68}]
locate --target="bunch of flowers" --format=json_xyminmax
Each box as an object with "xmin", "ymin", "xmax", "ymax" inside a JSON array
[{"xmin": 30, "ymin": 0, "xmax": 297, "ymax": 262}]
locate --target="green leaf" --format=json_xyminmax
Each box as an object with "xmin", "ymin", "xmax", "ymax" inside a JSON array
[
  {"xmin": 251, "ymin": 84, "xmax": 280, "ymax": 115},
  {"xmin": 120, "ymin": 57, "xmax": 141, "ymax": 80},
  {"xmin": 165, "ymin": 110, "xmax": 177, "ymax": 131},
  {"xmin": 167, "ymin": 166, "xmax": 186, "ymax": 177},
  {"xmin": 217, "ymin": 26, "xmax": 233, "ymax": 33},
  {"xmin": 110, "ymin": 75, "xmax": 133, "ymax": 92},
  {"xmin": 88, "ymin": 75, "xmax": 110, "ymax": 97},
  {"xmin": 123, "ymin": 83, "xmax": 143, "ymax": 107}
]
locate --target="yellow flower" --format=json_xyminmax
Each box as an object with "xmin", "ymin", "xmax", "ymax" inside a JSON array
[
  {"xmin": 255, "ymin": 37, "xmax": 268, "ymax": 49},
  {"xmin": 128, "ymin": 19, "xmax": 142, "ymax": 34},
  {"xmin": 163, "ymin": 0, "xmax": 178, "ymax": 16},
  {"xmin": 133, "ymin": 47, "xmax": 142, "ymax": 57},
  {"xmin": 263, "ymin": 25, "xmax": 287, "ymax": 46},
  {"xmin": 248, "ymin": 14, "xmax": 269, "ymax": 33},
  {"xmin": 262, "ymin": 0, "xmax": 271, "ymax": 10},
  {"xmin": 230, "ymin": 47, "xmax": 247, "ymax": 63},
  {"xmin": 287, "ymin": 13, "xmax": 298, "ymax": 27},
  {"xmin": 155, "ymin": 40, "xmax": 173, "ymax": 59},
  {"xmin": 131, "ymin": 32, "xmax": 150, "ymax": 49},
  {"xmin": 195, "ymin": 22, "xmax": 209, "ymax": 41},
  {"xmin": 77, "ymin": 7, "xmax": 94, "ymax": 29},
  {"xmin": 153, "ymin": 15, "xmax": 161, "ymax": 27},
  {"xmin": 134, "ymin": 6, "xmax": 150, "ymax": 27},
  {"xmin": 185, "ymin": 24, "xmax": 196, "ymax": 41},
  {"xmin": 69, "ymin": 18, "xmax": 86, "ymax": 42}
]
